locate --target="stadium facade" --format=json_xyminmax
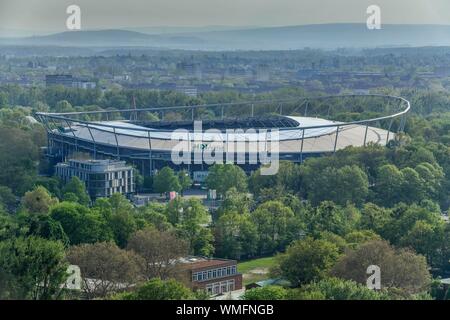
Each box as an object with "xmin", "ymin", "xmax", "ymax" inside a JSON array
[{"xmin": 35, "ymin": 94, "xmax": 410, "ymax": 178}]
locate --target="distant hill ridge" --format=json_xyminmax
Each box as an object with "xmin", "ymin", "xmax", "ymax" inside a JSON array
[{"xmin": 1, "ymin": 24, "xmax": 450, "ymax": 50}]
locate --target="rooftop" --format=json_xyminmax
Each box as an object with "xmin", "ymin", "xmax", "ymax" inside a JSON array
[
  {"xmin": 56, "ymin": 159, "xmax": 132, "ymax": 172},
  {"xmin": 179, "ymin": 256, "xmax": 237, "ymax": 271}
]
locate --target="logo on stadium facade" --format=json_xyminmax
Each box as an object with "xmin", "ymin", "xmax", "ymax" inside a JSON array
[{"xmin": 171, "ymin": 121, "xmax": 280, "ymax": 175}]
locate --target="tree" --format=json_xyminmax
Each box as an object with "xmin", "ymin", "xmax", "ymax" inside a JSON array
[
  {"xmin": 95, "ymin": 193, "xmax": 137, "ymax": 247},
  {"xmin": 0, "ymin": 236, "xmax": 67, "ymax": 300},
  {"xmin": 249, "ymin": 161, "xmax": 301, "ymax": 196},
  {"xmin": 153, "ymin": 167, "xmax": 181, "ymax": 194},
  {"xmin": 178, "ymin": 170, "xmax": 192, "ymax": 194},
  {"xmin": 0, "ymin": 210, "xmax": 20, "ymax": 242},
  {"xmin": 360, "ymin": 203, "xmax": 392, "ymax": 235},
  {"xmin": 344, "ymin": 230, "xmax": 381, "ymax": 249},
  {"xmin": 50, "ymin": 202, "xmax": 113, "ymax": 245},
  {"xmin": 127, "ymin": 228, "xmax": 189, "ymax": 280},
  {"xmin": 303, "ymin": 201, "xmax": 360, "ymax": 237},
  {"xmin": 242, "ymin": 286, "xmax": 288, "ymax": 300},
  {"xmin": 217, "ymin": 187, "xmax": 253, "ymax": 216},
  {"xmin": 62, "ymin": 177, "xmax": 90, "ymax": 205},
  {"xmin": 382, "ymin": 202, "xmax": 442, "ymax": 244},
  {"xmin": 135, "ymin": 202, "xmax": 171, "ymax": 231},
  {"xmin": 166, "ymin": 198, "xmax": 214, "ymax": 256},
  {"xmin": 399, "ymin": 220, "xmax": 445, "ymax": 266},
  {"xmin": 301, "ymin": 165, "xmax": 369, "ymax": 206},
  {"xmin": 205, "ymin": 164, "xmax": 247, "ymax": 197},
  {"xmin": 274, "ymin": 237, "xmax": 340, "ymax": 286},
  {"xmin": 0, "ymin": 126, "xmax": 40, "ymax": 194},
  {"xmin": 289, "ymin": 278, "xmax": 389, "ymax": 300},
  {"xmin": 214, "ymin": 211, "xmax": 257, "ymax": 259},
  {"xmin": 115, "ymin": 278, "xmax": 193, "ymax": 300},
  {"xmin": 373, "ymin": 164, "xmax": 404, "ymax": 207},
  {"xmin": 21, "ymin": 186, "xmax": 58, "ymax": 214},
  {"xmin": 400, "ymin": 167, "xmax": 425, "ymax": 203},
  {"xmin": 251, "ymin": 201, "xmax": 303, "ymax": 255},
  {"xmin": 332, "ymin": 240, "xmax": 431, "ymax": 294},
  {"xmin": 415, "ymin": 162, "xmax": 444, "ymax": 201},
  {"xmin": 0, "ymin": 186, "xmax": 16, "ymax": 212},
  {"xmin": 19, "ymin": 213, "xmax": 69, "ymax": 245},
  {"xmin": 67, "ymin": 242, "xmax": 145, "ymax": 299}
]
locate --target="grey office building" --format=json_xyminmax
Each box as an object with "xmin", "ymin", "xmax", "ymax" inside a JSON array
[{"xmin": 55, "ymin": 159, "xmax": 135, "ymax": 199}]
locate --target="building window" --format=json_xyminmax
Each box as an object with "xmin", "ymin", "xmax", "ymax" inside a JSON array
[
  {"xmin": 192, "ymin": 273, "xmax": 198, "ymax": 282},
  {"xmin": 221, "ymin": 282, "xmax": 227, "ymax": 293},
  {"xmin": 227, "ymin": 280, "xmax": 235, "ymax": 292}
]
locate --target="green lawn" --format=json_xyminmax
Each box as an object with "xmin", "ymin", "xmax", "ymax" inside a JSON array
[{"xmin": 237, "ymin": 256, "xmax": 277, "ymax": 285}]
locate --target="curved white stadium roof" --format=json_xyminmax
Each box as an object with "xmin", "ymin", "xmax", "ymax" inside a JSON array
[{"xmin": 57, "ymin": 116, "xmax": 391, "ymax": 154}]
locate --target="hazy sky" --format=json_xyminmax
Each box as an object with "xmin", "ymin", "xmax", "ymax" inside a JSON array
[{"xmin": 1, "ymin": 0, "xmax": 450, "ymax": 33}]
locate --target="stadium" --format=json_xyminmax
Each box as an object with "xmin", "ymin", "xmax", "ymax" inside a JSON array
[{"xmin": 35, "ymin": 94, "xmax": 410, "ymax": 178}]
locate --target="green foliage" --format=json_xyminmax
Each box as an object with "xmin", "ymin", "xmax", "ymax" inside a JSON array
[
  {"xmin": 0, "ymin": 236, "xmax": 68, "ymax": 299},
  {"xmin": 166, "ymin": 198, "xmax": 214, "ymax": 256},
  {"xmin": 205, "ymin": 164, "xmax": 247, "ymax": 197},
  {"xmin": 302, "ymin": 201, "xmax": 360, "ymax": 237},
  {"xmin": 249, "ymin": 161, "xmax": 301, "ymax": 196},
  {"xmin": 374, "ymin": 163, "xmax": 444, "ymax": 206},
  {"xmin": 62, "ymin": 177, "xmax": 91, "ymax": 205},
  {"xmin": 50, "ymin": 202, "xmax": 113, "ymax": 245},
  {"xmin": 0, "ymin": 125, "xmax": 41, "ymax": 194},
  {"xmin": 301, "ymin": 165, "xmax": 369, "ymax": 207},
  {"xmin": 178, "ymin": 170, "xmax": 192, "ymax": 194},
  {"xmin": 18, "ymin": 213, "xmax": 69, "ymax": 245},
  {"xmin": 0, "ymin": 186, "xmax": 16, "ymax": 212},
  {"xmin": 153, "ymin": 167, "xmax": 181, "ymax": 194},
  {"xmin": 21, "ymin": 186, "xmax": 58, "ymax": 214},
  {"xmin": 96, "ymin": 193, "xmax": 137, "ymax": 248},
  {"xmin": 274, "ymin": 237, "xmax": 340, "ymax": 286},
  {"xmin": 217, "ymin": 187, "xmax": 253, "ymax": 216},
  {"xmin": 115, "ymin": 278, "xmax": 193, "ymax": 300},
  {"xmin": 251, "ymin": 201, "xmax": 304, "ymax": 255},
  {"xmin": 0, "ymin": 210, "xmax": 21, "ymax": 242},
  {"xmin": 214, "ymin": 211, "xmax": 257, "ymax": 259},
  {"xmin": 360, "ymin": 203, "xmax": 392, "ymax": 234},
  {"xmin": 242, "ymin": 286, "xmax": 288, "ymax": 300},
  {"xmin": 290, "ymin": 278, "xmax": 389, "ymax": 300}
]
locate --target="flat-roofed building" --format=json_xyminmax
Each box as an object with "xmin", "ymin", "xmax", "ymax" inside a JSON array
[
  {"xmin": 55, "ymin": 159, "xmax": 134, "ymax": 199},
  {"xmin": 178, "ymin": 256, "xmax": 242, "ymax": 295},
  {"xmin": 45, "ymin": 74, "xmax": 73, "ymax": 87}
]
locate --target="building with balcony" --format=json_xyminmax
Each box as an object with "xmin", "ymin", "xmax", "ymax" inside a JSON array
[{"xmin": 55, "ymin": 159, "xmax": 135, "ymax": 199}]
